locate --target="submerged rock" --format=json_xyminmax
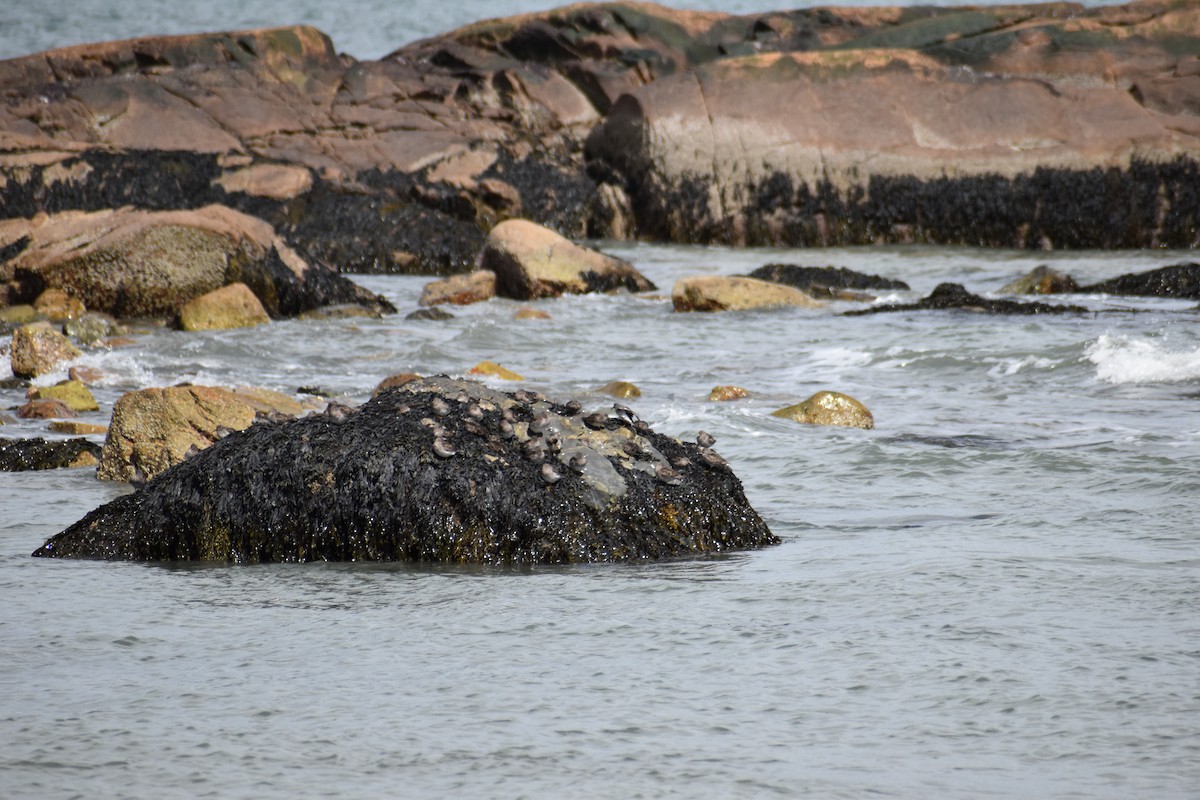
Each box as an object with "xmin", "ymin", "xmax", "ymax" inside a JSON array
[
  {"xmin": 0, "ymin": 436, "xmax": 101, "ymax": 471},
  {"xmin": 709, "ymin": 385, "xmax": 751, "ymax": 402},
  {"xmin": 845, "ymin": 283, "xmax": 1089, "ymax": 316},
  {"xmin": 32, "ymin": 376, "xmax": 777, "ymax": 563},
  {"xmin": 419, "ymin": 271, "xmax": 497, "ymax": 307},
  {"xmin": 1080, "ymin": 263, "xmax": 1200, "ymax": 299},
  {"xmin": 771, "ymin": 392, "xmax": 874, "ymax": 430},
  {"xmin": 598, "ymin": 381, "xmax": 642, "ymax": 399},
  {"xmin": 672, "ymin": 276, "xmax": 823, "ymax": 312},
  {"xmin": 1000, "ymin": 266, "xmax": 1079, "ymax": 295},
  {"xmin": 748, "ymin": 264, "xmax": 910, "ymax": 298}
]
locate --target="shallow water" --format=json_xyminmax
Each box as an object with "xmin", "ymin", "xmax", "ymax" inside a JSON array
[{"xmin": 2, "ymin": 243, "xmax": 1198, "ymax": 798}]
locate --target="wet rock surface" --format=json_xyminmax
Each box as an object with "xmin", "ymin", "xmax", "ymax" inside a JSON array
[
  {"xmin": 0, "ymin": 436, "xmax": 101, "ymax": 471},
  {"xmin": 33, "ymin": 377, "xmax": 777, "ymax": 563},
  {"xmin": 673, "ymin": 275, "xmax": 823, "ymax": 312},
  {"xmin": 845, "ymin": 283, "xmax": 1090, "ymax": 316},
  {"xmin": 1080, "ymin": 263, "xmax": 1200, "ymax": 300},
  {"xmin": 747, "ymin": 264, "xmax": 910, "ymax": 297}
]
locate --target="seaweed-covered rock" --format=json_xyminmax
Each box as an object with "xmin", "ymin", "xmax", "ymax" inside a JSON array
[
  {"xmin": 481, "ymin": 220, "xmax": 655, "ymax": 300},
  {"xmin": 844, "ymin": 283, "xmax": 1089, "ymax": 316},
  {"xmin": 747, "ymin": 264, "xmax": 910, "ymax": 298},
  {"xmin": 0, "ymin": 436, "xmax": 101, "ymax": 471},
  {"xmin": 1080, "ymin": 263, "xmax": 1200, "ymax": 299},
  {"xmin": 673, "ymin": 276, "xmax": 823, "ymax": 312},
  {"xmin": 33, "ymin": 376, "xmax": 777, "ymax": 563}
]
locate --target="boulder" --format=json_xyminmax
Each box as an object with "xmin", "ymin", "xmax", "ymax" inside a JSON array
[
  {"xmin": 747, "ymin": 264, "xmax": 910, "ymax": 298},
  {"xmin": 1079, "ymin": 263, "xmax": 1200, "ymax": 299},
  {"xmin": 480, "ymin": 220, "xmax": 655, "ymax": 300},
  {"xmin": 177, "ymin": 282, "xmax": 270, "ymax": 331},
  {"xmin": 17, "ymin": 398, "xmax": 77, "ymax": 419},
  {"xmin": 1, "ymin": 206, "xmax": 392, "ymax": 319},
  {"xmin": 29, "ymin": 380, "xmax": 99, "ymax": 412},
  {"xmin": 672, "ymin": 276, "xmax": 823, "ymax": 312},
  {"xmin": 33, "ymin": 288, "xmax": 86, "ymax": 320},
  {"xmin": 771, "ymin": 392, "xmax": 875, "ymax": 430},
  {"xmin": 10, "ymin": 324, "xmax": 82, "ymax": 378},
  {"xmin": 418, "ymin": 270, "xmax": 496, "ymax": 307},
  {"xmin": 97, "ymin": 385, "xmax": 258, "ymax": 482},
  {"xmin": 0, "ymin": 437, "xmax": 101, "ymax": 471},
  {"xmin": 33, "ymin": 376, "xmax": 778, "ymax": 563},
  {"xmin": 709, "ymin": 385, "xmax": 751, "ymax": 401},
  {"xmin": 1000, "ymin": 266, "xmax": 1079, "ymax": 295},
  {"xmin": 844, "ymin": 283, "xmax": 1089, "ymax": 316}
]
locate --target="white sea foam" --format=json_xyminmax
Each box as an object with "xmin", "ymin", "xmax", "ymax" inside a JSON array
[
  {"xmin": 985, "ymin": 355, "xmax": 1060, "ymax": 377},
  {"xmin": 1086, "ymin": 334, "xmax": 1200, "ymax": 384}
]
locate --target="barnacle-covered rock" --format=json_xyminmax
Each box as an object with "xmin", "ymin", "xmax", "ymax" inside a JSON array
[{"xmin": 33, "ymin": 376, "xmax": 777, "ymax": 563}]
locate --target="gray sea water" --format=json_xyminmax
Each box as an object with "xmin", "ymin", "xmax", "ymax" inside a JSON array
[
  {"xmin": 3, "ymin": 1, "xmax": 1199, "ymax": 798},
  {"xmin": 3, "ymin": 243, "xmax": 1199, "ymax": 799}
]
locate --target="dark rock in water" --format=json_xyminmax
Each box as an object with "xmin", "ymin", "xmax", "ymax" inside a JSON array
[
  {"xmin": 1, "ymin": 437, "xmax": 101, "ymax": 471},
  {"xmin": 405, "ymin": 307, "xmax": 455, "ymax": 321},
  {"xmin": 747, "ymin": 264, "xmax": 910, "ymax": 296},
  {"xmin": 844, "ymin": 283, "xmax": 1089, "ymax": 316},
  {"xmin": 32, "ymin": 376, "xmax": 776, "ymax": 563},
  {"xmin": 1079, "ymin": 263, "xmax": 1200, "ymax": 299}
]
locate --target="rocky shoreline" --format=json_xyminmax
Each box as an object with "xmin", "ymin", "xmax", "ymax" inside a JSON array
[{"xmin": 4, "ymin": 0, "xmax": 1200, "ymax": 563}]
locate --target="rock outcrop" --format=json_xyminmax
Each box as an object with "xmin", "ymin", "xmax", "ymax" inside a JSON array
[
  {"xmin": 480, "ymin": 220, "xmax": 655, "ymax": 300},
  {"xmin": 583, "ymin": 3, "xmax": 1200, "ymax": 249},
  {"xmin": 672, "ymin": 276, "xmax": 822, "ymax": 312},
  {"xmin": 845, "ymin": 283, "xmax": 1089, "ymax": 316},
  {"xmin": 1, "ymin": 1, "xmax": 1198, "ymax": 287},
  {"xmin": 1, "ymin": 206, "xmax": 391, "ymax": 318},
  {"xmin": 33, "ymin": 376, "xmax": 777, "ymax": 563}
]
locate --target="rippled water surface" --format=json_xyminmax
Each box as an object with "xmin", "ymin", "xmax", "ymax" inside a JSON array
[{"xmin": 2, "ymin": 244, "xmax": 1198, "ymax": 799}]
